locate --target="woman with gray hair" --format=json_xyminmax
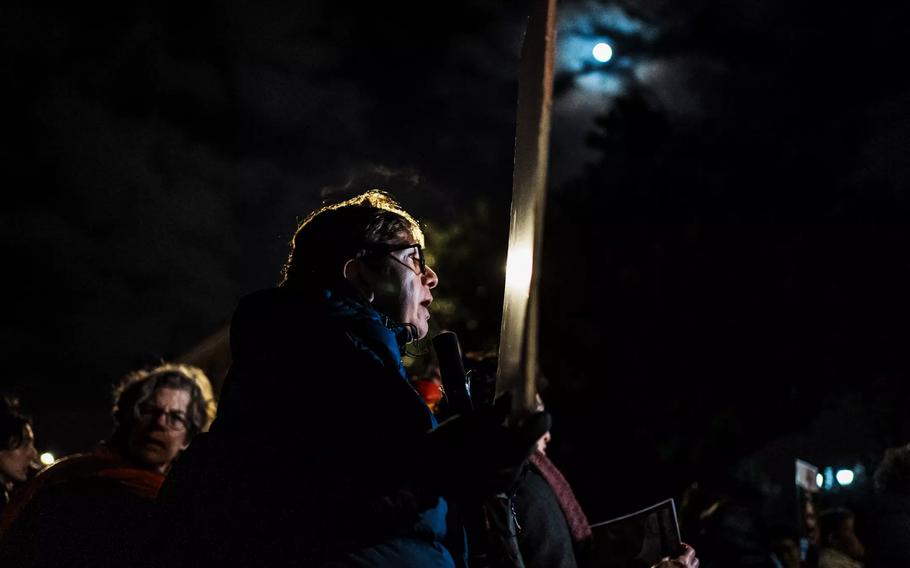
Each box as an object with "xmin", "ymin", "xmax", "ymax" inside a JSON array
[{"xmin": 0, "ymin": 363, "xmax": 216, "ymax": 567}]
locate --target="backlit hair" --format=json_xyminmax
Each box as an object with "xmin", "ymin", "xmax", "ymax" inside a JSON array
[
  {"xmin": 111, "ymin": 363, "xmax": 217, "ymax": 443},
  {"xmin": 280, "ymin": 190, "xmax": 424, "ymax": 287}
]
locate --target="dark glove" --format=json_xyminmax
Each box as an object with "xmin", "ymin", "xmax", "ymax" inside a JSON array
[{"xmin": 424, "ymin": 393, "xmax": 551, "ymax": 497}]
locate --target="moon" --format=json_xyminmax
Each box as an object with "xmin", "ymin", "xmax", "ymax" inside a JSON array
[{"xmin": 593, "ymin": 42, "xmax": 613, "ymax": 63}]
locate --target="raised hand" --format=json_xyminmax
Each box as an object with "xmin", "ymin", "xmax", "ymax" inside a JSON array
[{"xmin": 652, "ymin": 543, "xmax": 699, "ymax": 568}]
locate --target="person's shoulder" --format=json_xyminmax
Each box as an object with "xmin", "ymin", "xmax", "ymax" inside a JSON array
[
  {"xmin": 33, "ymin": 452, "xmax": 97, "ymax": 481},
  {"xmin": 232, "ymin": 287, "xmax": 311, "ymax": 334},
  {"xmin": 229, "ymin": 286, "xmax": 346, "ymax": 365},
  {"xmin": 872, "ymin": 491, "xmax": 910, "ymax": 512},
  {"xmin": 866, "ymin": 492, "xmax": 910, "ymax": 539},
  {"xmin": 29, "ymin": 474, "xmax": 142, "ymax": 507},
  {"xmin": 235, "ymin": 286, "xmax": 294, "ymax": 311},
  {"xmin": 1, "ymin": 449, "xmax": 144, "ymax": 535},
  {"xmin": 1, "ymin": 470, "xmax": 157, "ymax": 567},
  {"xmin": 234, "ymin": 286, "xmax": 329, "ymax": 320},
  {"xmin": 4, "ymin": 449, "xmax": 106, "ymax": 514},
  {"xmin": 818, "ymin": 547, "xmax": 862, "ymax": 568}
]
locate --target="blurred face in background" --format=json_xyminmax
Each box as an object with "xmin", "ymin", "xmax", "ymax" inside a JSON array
[
  {"xmin": 770, "ymin": 537, "xmax": 801, "ymax": 568},
  {"xmin": 536, "ymin": 430, "xmax": 552, "ymax": 454},
  {"xmin": 831, "ymin": 516, "xmax": 864, "ymax": 561},
  {"xmin": 0, "ymin": 424, "xmax": 38, "ymax": 488},
  {"xmin": 534, "ymin": 394, "xmax": 550, "ymax": 454},
  {"xmin": 126, "ymin": 387, "xmax": 190, "ymax": 474}
]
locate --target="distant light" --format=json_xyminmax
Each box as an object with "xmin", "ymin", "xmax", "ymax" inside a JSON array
[
  {"xmin": 816, "ymin": 473, "xmax": 824, "ymax": 488},
  {"xmin": 823, "ymin": 466, "xmax": 834, "ymax": 490},
  {"xmin": 592, "ymin": 42, "xmax": 614, "ymax": 63},
  {"xmin": 836, "ymin": 469, "xmax": 855, "ymax": 485},
  {"xmin": 39, "ymin": 452, "xmax": 55, "ymax": 465}
]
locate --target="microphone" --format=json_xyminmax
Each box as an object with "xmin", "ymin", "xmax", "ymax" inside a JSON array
[{"xmin": 432, "ymin": 331, "xmax": 473, "ymax": 415}]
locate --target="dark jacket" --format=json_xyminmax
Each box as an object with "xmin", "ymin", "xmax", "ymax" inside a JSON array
[
  {"xmin": 864, "ymin": 493, "xmax": 910, "ymax": 567},
  {"xmin": 0, "ymin": 443, "xmax": 164, "ymax": 568},
  {"xmin": 153, "ymin": 283, "xmax": 455, "ymax": 567},
  {"xmin": 515, "ymin": 467, "xmax": 580, "ymax": 568},
  {"xmin": 514, "ymin": 451, "xmax": 592, "ymax": 568}
]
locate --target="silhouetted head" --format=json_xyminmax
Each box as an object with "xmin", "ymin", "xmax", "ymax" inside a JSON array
[
  {"xmin": 874, "ymin": 443, "xmax": 910, "ymax": 496},
  {"xmin": 767, "ymin": 522, "xmax": 801, "ymax": 568},
  {"xmin": 818, "ymin": 507, "xmax": 863, "ymax": 561}
]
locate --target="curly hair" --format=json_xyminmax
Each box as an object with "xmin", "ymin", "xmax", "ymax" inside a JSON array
[
  {"xmin": 111, "ymin": 363, "xmax": 216, "ymax": 444},
  {"xmin": 280, "ymin": 190, "xmax": 424, "ymax": 287}
]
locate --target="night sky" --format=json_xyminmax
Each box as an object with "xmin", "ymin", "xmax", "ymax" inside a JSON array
[{"xmin": 4, "ymin": 0, "xmax": 910, "ymax": 527}]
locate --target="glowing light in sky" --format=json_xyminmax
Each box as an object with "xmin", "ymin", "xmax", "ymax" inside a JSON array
[
  {"xmin": 40, "ymin": 452, "xmax": 55, "ymax": 465},
  {"xmin": 836, "ymin": 469, "xmax": 855, "ymax": 485},
  {"xmin": 593, "ymin": 42, "xmax": 613, "ymax": 63},
  {"xmin": 576, "ymin": 73, "xmax": 625, "ymax": 94}
]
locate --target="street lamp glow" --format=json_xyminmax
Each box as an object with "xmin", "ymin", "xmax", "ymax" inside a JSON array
[
  {"xmin": 39, "ymin": 452, "xmax": 55, "ymax": 465},
  {"xmin": 593, "ymin": 42, "xmax": 613, "ymax": 63},
  {"xmin": 836, "ymin": 469, "xmax": 855, "ymax": 485},
  {"xmin": 816, "ymin": 473, "xmax": 824, "ymax": 489}
]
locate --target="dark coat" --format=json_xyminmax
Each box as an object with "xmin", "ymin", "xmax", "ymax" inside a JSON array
[
  {"xmin": 512, "ymin": 450, "xmax": 593, "ymax": 568},
  {"xmin": 514, "ymin": 467, "xmax": 581, "ymax": 568},
  {"xmin": 864, "ymin": 494, "xmax": 910, "ymax": 567},
  {"xmin": 0, "ymin": 444, "xmax": 164, "ymax": 568},
  {"xmin": 153, "ymin": 284, "xmax": 454, "ymax": 568}
]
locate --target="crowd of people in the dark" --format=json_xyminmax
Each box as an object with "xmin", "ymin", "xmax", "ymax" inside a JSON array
[
  {"xmin": 0, "ymin": 191, "xmax": 906, "ymax": 567},
  {"xmin": 673, "ymin": 479, "xmax": 876, "ymax": 568}
]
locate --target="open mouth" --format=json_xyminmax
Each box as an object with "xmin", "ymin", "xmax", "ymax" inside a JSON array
[{"xmin": 141, "ymin": 437, "xmax": 168, "ymax": 450}]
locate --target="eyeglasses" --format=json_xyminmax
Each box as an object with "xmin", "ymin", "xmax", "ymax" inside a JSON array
[
  {"xmin": 365, "ymin": 243, "xmax": 426, "ymax": 275},
  {"xmin": 138, "ymin": 403, "xmax": 189, "ymax": 431}
]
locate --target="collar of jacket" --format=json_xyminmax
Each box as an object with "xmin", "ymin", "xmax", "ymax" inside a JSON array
[
  {"xmin": 316, "ymin": 279, "xmax": 415, "ymax": 352},
  {"xmin": 302, "ymin": 281, "xmax": 438, "ymax": 428},
  {"xmin": 306, "ymin": 280, "xmax": 411, "ymax": 374}
]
